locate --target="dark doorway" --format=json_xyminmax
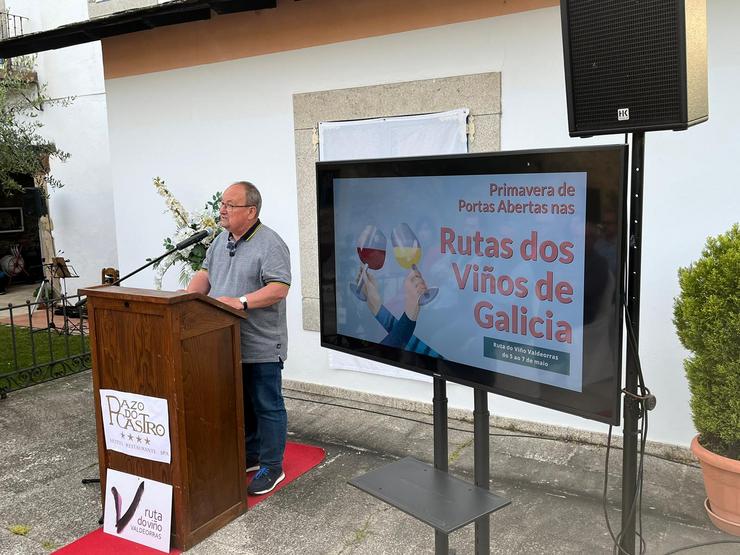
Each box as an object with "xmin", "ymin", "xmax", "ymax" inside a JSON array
[{"xmin": 0, "ymin": 174, "xmax": 45, "ymax": 285}]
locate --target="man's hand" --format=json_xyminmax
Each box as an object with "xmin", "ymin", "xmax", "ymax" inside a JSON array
[
  {"xmin": 216, "ymin": 296, "xmax": 244, "ymax": 310},
  {"xmin": 404, "ymin": 269, "xmax": 428, "ymax": 321},
  {"xmin": 360, "ymin": 269, "xmax": 382, "ymax": 316}
]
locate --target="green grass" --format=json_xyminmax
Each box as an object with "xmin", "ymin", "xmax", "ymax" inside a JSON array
[{"xmin": 0, "ymin": 323, "xmax": 89, "ymax": 377}]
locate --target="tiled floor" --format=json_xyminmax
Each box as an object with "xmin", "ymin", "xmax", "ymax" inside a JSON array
[{"xmin": 0, "ymin": 282, "xmax": 38, "ymax": 307}]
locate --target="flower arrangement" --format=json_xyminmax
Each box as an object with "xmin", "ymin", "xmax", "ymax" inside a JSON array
[{"xmin": 152, "ymin": 177, "xmax": 222, "ymax": 289}]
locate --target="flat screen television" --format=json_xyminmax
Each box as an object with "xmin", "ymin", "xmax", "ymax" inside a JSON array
[
  {"xmin": 0, "ymin": 207, "xmax": 24, "ymax": 233},
  {"xmin": 317, "ymin": 145, "xmax": 627, "ymax": 424}
]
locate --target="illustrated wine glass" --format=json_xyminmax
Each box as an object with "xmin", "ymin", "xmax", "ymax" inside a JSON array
[
  {"xmin": 391, "ymin": 223, "xmax": 438, "ymax": 305},
  {"xmin": 349, "ymin": 225, "xmax": 387, "ymax": 301}
]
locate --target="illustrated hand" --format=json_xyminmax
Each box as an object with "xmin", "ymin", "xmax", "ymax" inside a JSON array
[
  {"xmin": 359, "ymin": 268, "xmax": 382, "ymax": 316},
  {"xmin": 404, "ymin": 269, "xmax": 427, "ymax": 321},
  {"xmin": 216, "ymin": 296, "xmax": 243, "ymax": 310}
]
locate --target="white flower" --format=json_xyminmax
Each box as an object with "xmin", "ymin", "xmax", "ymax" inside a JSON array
[
  {"xmin": 152, "ymin": 177, "xmax": 223, "ymax": 289},
  {"xmin": 154, "ymin": 176, "xmax": 190, "ymax": 227}
]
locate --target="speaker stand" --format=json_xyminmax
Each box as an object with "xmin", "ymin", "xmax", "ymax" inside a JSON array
[{"xmin": 620, "ymin": 131, "xmax": 645, "ymax": 555}]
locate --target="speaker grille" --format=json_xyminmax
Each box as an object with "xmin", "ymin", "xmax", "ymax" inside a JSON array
[{"xmin": 565, "ymin": 0, "xmax": 682, "ymax": 134}]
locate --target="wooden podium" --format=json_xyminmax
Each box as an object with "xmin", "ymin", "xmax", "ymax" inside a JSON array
[{"xmin": 81, "ymin": 286, "xmax": 248, "ymax": 550}]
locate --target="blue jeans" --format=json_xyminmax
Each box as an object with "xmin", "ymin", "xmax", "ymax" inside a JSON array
[{"xmin": 242, "ymin": 361, "xmax": 287, "ymax": 471}]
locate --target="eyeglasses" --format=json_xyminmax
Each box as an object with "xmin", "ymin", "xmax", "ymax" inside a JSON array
[
  {"xmin": 226, "ymin": 239, "xmax": 237, "ymax": 257},
  {"xmin": 220, "ymin": 201, "xmax": 255, "ymax": 211}
]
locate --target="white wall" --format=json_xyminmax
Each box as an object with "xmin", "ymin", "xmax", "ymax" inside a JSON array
[
  {"xmin": 105, "ymin": 1, "xmax": 739, "ymax": 448},
  {"xmin": 7, "ymin": 0, "xmax": 116, "ymax": 289}
]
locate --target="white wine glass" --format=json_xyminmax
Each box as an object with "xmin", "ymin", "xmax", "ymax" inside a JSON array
[{"xmin": 391, "ymin": 223, "xmax": 438, "ymax": 305}]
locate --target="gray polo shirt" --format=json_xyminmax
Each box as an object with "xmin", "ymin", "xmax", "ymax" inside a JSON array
[{"xmin": 203, "ymin": 222, "xmax": 290, "ymax": 363}]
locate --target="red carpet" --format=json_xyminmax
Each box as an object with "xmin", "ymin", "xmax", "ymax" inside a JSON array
[
  {"xmin": 54, "ymin": 442, "xmax": 325, "ymax": 554},
  {"xmin": 53, "ymin": 529, "xmax": 181, "ymax": 555},
  {"xmin": 246, "ymin": 441, "xmax": 325, "ymax": 507}
]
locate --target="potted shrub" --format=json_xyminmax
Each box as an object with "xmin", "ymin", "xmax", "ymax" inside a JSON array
[{"xmin": 673, "ymin": 223, "xmax": 740, "ymax": 536}]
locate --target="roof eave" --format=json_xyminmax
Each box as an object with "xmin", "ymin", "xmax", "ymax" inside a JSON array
[{"xmin": 0, "ymin": 0, "xmax": 277, "ymax": 59}]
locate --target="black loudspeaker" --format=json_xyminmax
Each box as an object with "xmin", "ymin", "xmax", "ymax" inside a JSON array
[{"xmin": 561, "ymin": 0, "xmax": 708, "ymax": 137}]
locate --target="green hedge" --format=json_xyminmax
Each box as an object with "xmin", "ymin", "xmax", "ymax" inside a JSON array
[{"xmin": 673, "ymin": 224, "xmax": 740, "ymax": 460}]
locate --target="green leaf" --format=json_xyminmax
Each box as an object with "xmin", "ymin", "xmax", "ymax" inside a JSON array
[
  {"xmin": 1, "ymin": 57, "xmax": 71, "ymax": 194},
  {"xmin": 9, "ymin": 525, "xmax": 30, "ymax": 536}
]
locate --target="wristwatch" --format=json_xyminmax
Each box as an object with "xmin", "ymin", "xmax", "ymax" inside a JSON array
[{"xmin": 239, "ymin": 295, "xmax": 248, "ymax": 311}]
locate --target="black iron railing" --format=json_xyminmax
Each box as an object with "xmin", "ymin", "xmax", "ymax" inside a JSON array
[{"xmin": 0, "ymin": 293, "xmax": 91, "ymax": 398}]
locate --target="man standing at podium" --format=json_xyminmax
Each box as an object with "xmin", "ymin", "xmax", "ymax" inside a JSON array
[{"xmin": 187, "ymin": 181, "xmax": 290, "ymax": 495}]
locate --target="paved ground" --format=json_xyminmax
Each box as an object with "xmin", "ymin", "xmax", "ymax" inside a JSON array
[
  {"xmin": 0, "ymin": 282, "xmax": 38, "ymax": 307},
  {"xmin": 0, "ymin": 282, "xmax": 87, "ymax": 330},
  {"xmin": 0, "ymin": 371, "xmax": 738, "ymax": 554}
]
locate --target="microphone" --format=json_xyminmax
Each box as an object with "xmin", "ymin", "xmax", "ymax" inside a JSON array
[{"xmin": 175, "ymin": 229, "xmax": 212, "ymax": 250}]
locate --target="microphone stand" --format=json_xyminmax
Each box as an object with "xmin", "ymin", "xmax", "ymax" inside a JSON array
[
  {"xmin": 76, "ymin": 246, "xmax": 180, "ymax": 308},
  {"xmin": 78, "ymin": 230, "xmax": 211, "ymax": 310},
  {"xmin": 110, "ymin": 247, "xmax": 178, "ymax": 287}
]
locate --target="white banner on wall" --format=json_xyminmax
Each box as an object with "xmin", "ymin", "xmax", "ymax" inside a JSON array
[
  {"xmin": 319, "ymin": 108, "xmax": 469, "ymax": 162},
  {"xmin": 99, "ymin": 389, "xmax": 172, "ymax": 464},
  {"xmin": 103, "ymin": 469, "xmax": 173, "ymax": 553},
  {"xmin": 320, "ymin": 108, "xmax": 469, "ymax": 381}
]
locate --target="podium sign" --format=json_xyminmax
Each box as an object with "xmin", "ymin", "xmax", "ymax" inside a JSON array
[
  {"xmin": 100, "ymin": 389, "xmax": 171, "ymax": 464},
  {"xmin": 103, "ymin": 469, "xmax": 173, "ymax": 553}
]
